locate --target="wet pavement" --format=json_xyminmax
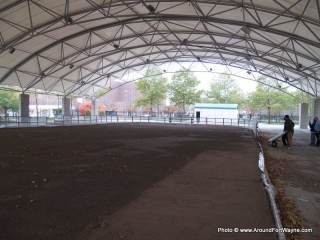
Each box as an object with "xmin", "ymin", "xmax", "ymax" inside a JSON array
[{"xmin": 258, "ymin": 123, "xmax": 320, "ymax": 240}]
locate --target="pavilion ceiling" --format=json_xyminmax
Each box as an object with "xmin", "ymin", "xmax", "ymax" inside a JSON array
[{"xmin": 0, "ymin": 0, "xmax": 319, "ymax": 97}]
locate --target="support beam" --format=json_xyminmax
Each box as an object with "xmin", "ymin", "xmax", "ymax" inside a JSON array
[
  {"xmin": 91, "ymin": 100, "xmax": 98, "ymax": 116},
  {"xmin": 299, "ymin": 103, "xmax": 308, "ymax": 129},
  {"xmin": 62, "ymin": 97, "xmax": 71, "ymax": 122},
  {"xmin": 311, "ymin": 98, "xmax": 320, "ymax": 119},
  {"xmin": 19, "ymin": 93, "xmax": 29, "ymax": 125}
]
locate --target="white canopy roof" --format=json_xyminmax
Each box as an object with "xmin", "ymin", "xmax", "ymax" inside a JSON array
[{"xmin": 0, "ymin": 0, "xmax": 320, "ymax": 97}]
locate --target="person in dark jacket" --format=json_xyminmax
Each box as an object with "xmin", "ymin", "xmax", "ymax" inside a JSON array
[
  {"xmin": 314, "ymin": 116, "xmax": 320, "ymax": 147},
  {"xmin": 282, "ymin": 121, "xmax": 288, "ymax": 147},
  {"xmin": 309, "ymin": 117, "xmax": 316, "ymax": 146},
  {"xmin": 284, "ymin": 115, "xmax": 295, "ymax": 150}
]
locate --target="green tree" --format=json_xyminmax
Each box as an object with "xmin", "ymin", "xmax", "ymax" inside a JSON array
[
  {"xmin": 91, "ymin": 87, "xmax": 109, "ymax": 100},
  {"xmin": 244, "ymin": 92, "xmax": 259, "ymax": 118},
  {"xmin": 289, "ymin": 90, "xmax": 312, "ymax": 117},
  {"xmin": 168, "ymin": 70, "xmax": 202, "ymax": 114},
  {"xmin": 249, "ymin": 76, "xmax": 297, "ymax": 123},
  {"xmin": 200, "ymin": 90, "xmax": 211, "ymax": 103},
  {"xmin": 134, "ymin": 68, "xmax": 167, "ymax": 114},
  {"xmin": 0, "ymin": 90, "xmax": 19, "ymax": 115},
  {"xmin": 205, "ymin": 73, "xmax": 246, "ymax": 108}
]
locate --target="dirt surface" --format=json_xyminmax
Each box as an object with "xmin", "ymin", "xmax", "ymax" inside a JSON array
[
  {"xmin": 258, "ymin": 124, "xmax": 320, "ymax": 240},
  {"xmin": 0, "ymin": 123, "xmax": 275, "ymax": 240}
]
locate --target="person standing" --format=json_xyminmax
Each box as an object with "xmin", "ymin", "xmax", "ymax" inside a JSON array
[
  {"xmin": 309, "ymin": 117, "xmax": 317, "ymax": 146},
  {"xmin": 284, "ymin": 115, "xmax": 295, "ymax": 150},
  {"xmin": 282, "ymin": 120, "xmax": 288, "ymax": 147},
  {"xmin": 315, "ymin": 116, "xmax": 320, "ymax": 147}
]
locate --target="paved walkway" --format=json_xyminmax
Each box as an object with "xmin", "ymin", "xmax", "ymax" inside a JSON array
[{"xmin": 258, "ymin": 123, "xmax": 320, "ymax": 240}]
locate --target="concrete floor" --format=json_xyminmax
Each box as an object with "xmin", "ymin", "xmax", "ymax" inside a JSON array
[{"xmin": 258, "ymin": 123, "xmax": 320, "ymax": 240}]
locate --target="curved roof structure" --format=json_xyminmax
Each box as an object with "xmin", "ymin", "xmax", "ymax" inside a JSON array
[{"xmin": 1, "ymin": 0, "xmax": 320, "ymax": 98}]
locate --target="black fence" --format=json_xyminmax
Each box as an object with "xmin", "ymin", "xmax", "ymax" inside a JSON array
[
  {"xmin": 1, "ymin": 115, "xmax": 253, "ymax": 128},
  {"xmin": 0, "ymin": 116, "xmax": 47, "ymax": 127}
]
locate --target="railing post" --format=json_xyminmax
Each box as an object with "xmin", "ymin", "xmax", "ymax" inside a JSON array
[
  {"xmin": 223, "ymin": 118, "xmax": 224, "ymax": 125},
  {"xmin": 206, "ymin": 118, "xmax": 207, "ymax": 125},
  {"xmin": 117, "ymin": 116, "xmax": 119, "ymax": 122},
  {"xmin": 132, "ymin": 116, "xmax": 133, "ymax": 122}
]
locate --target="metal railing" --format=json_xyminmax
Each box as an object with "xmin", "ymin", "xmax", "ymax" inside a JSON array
[
  {"xmin": 1, "ymin": 115, "xmax": 253, "ymax": 128},
  {"xmin": 0, "ymin": 116, "xmax": 48, "ymax": 127}
]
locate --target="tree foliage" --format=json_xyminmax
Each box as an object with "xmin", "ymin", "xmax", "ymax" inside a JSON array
[
  {"xmin": 168, "ymin": 70, "xmax": 202, "ymax": 113},
  {"xmin": 163, "ymin": 105, "xmax": 179, "ymax": 115},
  {"xmin": 247, "ymin": 76, "xmax": 301, "ymax": 122},
  {"xmin": 204, "ymin": 73, "xmax": 246, "ymax": 108},
  {"xmin": 106, "ymin": 102, "xmax": 118, "ymax": 111},
  {"xmin": 91, "ymin": 87, "xmax": 109, "ymax": 100},
  {"xmin": 134, "ymin": 68, "xmax": 167, "ymax": 113},
  {"xmin": 0, "ymin": 90, "xmax": 19, "ymax": 115},
  {"xmin": 78, "ymin": 102, "xmax": 106, "ymax": 116}
]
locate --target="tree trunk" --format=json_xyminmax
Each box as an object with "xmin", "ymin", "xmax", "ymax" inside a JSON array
[
  {"xmin": 267, "ymin": 99, "xmax": 271, "ymax": 124},
  {"xmin": 183, "ymin": 101, "xmax": 185, "ymax": 115}
]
